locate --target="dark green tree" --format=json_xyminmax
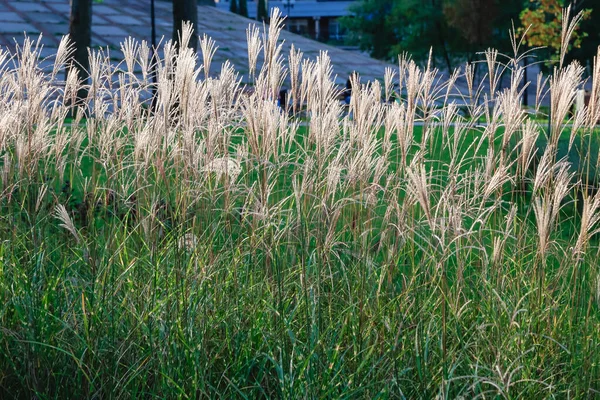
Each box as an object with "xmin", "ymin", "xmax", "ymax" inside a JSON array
[
  {"xmin": 173, "ymin": 0, "xmax": 198, "ymax": 51},
  {"xmin": 341, "ymin": 0, "xmax": 523, "ymax": 69},
  {"xmin": 339, "ymin": 0, "xmax": 396, "ymax": 60},
  {"xmin": 67, "ymin": 0, "xmax": 93, "ymax": 102},
  {"xmin": 564, "ymin": 0, "xmax": 598, "ymax": 70},
  {"xmin": 341, "ymin": 0, "xmax": 455, "ymax": 69},
  {"xmin": 230, "ymin": 0, "xmax": 238, "ymax": 14},
  {"xmin": 390, "ymin": 0, "xmax": 455, "ymax": 70},
  {"xmin": 257, "ymin": 0, "xmax": 268, "ymax": 21},
  {"xmin": 239, "ymin": 0, "xmax": 248, "ymax": 17}
]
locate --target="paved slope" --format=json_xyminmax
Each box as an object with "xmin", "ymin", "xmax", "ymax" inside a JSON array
[{"xmin": 0, "ymin": 0, "xmax": 393, "ymax": 84}]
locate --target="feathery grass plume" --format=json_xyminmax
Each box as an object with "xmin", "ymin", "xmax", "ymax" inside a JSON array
[
  {"xmin": 173, "ymin": 41, "xmax": 200, "ymax": 126},
  {"xmin": 464, "ymin": 62, "xmax": 475, "ymax": 106},
  {"xmin": 415, "ymin": 51, "xmax": 441, "ymax": 144},
  {"xmin": 13, "ymin": 35, "xmax": 44, "ymax": 99},
  {"xmin": 485, "ymin": 48, "xmax": 501, "ymax": 98},
  {"xmin": 87, "ymin": 47, "xmax": 110, "ymax": 115},
  {"xmin": 121, "ymin": 36, "xmax": 139, "ymax": 77},
  {"xmin": 53, "ymin": 125, "xmax": 70, "ymax": 182},
  {"xmin": 240, "ymin": 91, "xmax": 280, "ymax": 160},
  {"xmin": 178, "ymin": 232, "xmax": 199, "ymax": 252},
  {"xmin": 559, "ymin": 5, "xmax": 586, "ymax": 69},
  {"xmin": 406, "ymin": 164, "xmax": 434, "ymax": 231},
  {"xmin": 441, "ymin": 101, "xmax": 459, "ymax": 147},
  {"xmin": 260, "ymin": 8, "xmax": 286, "ymax": 100},
  {"xmin": 35, "ymin": 183, "xmax": 48, "ymax": 214},
  {"xmin": 348, "ymin": 79, "xmax": 384, "ymax": 152},
  {"xmin": 262, "ymin": 8, "xmax": 285, "ymax": 67},
  {"xmin": 299, "ymin": 57, "xmax": 315, "ymax": 116},
  {"xmin": 305, "ymin": 51, "xmax": 342, "ymax": 165},
  {"xmin": 549, "ymin": 61, "xmax": 584, "ymax": 144},
  {"xmin": 492, "ymin": 205, "xmax": 518, "ymax": 269},
  {"xmin": 51, "ymin": 35, "xmax": 73, "ymax": 81},
  {"xmin": 384, "ymin": 66, "xmax": 396, "ymax": 103},
  {"xmin": 402, "ymin": 59, "xmax": 427, "ymax": 146},
  {"xmin": 396, "ymin": 52, "xmax": 410, "ymax": 99},
  {"xmin": 497, "ymin": 86, "xmax": 526, "ymax": 166},
  {"xmin": 519, "ymin": 119, "xmax": 540, "ymax": 178},
  {"xmin": 443, "ymin": 67, "xmax": 460, "ymax": 106},
  {"xmin": 203, "ymin": 157, "xmax": 242, "ymax": 182},
  {"xmin": 138, "ymin": 39, "xmax": 151, "ymax": 82},
  {"xmin": 382, "ymin": 107, "xmax": 395, "ymax": 160},
  {"xmin": 532, "ymin": 195, "xmax": 553, "ymax": 261},
  {"xmin": 551, "ymin": 163, "xmax": 573, "ymax": 223},
  {"xmin": 97, "ymin": 114, "xmax": 123, "ymax": 168},
  {"xmin": 532, "ymin": 145, "xmax": 558, "ymax": 194},
  {"xmin": 574, "ymin": 191, "xmax": 600, "ymax": 258},
  {"xmin": 535, "ymin": 70, "xmax": 550, "ymax": 114},
  {"xmin": 15, "ymin": 116, "xmax": 52, "ymax": 178},
  {"xmin": 483, "ymin": 164, "xmax": 512, "ymax": 200},
  {"xmin": 0, "ymin": 49, "xmax": 9, "ymax": 89},
  {"xmin": 384, "ymin": 102, "xmax": 408, "ymax": 159},
  {"xmin": 287, "ymin": 44, "xmax": 303, "ymax": 114},
  {"xmin": 246, "ymin": 24, "xmax": 262, "ymax": 80},
  {"xmin": 587, "ymin": 46, "xmax": 600, "ymax": 129},
  {"xmin": 63, "ymin": 66, "xmax": 82, "ymax": 113},
  {"xmin": 533, "ymin": 163, "xmax": 573, "ymax": 261},
  {"xmin": 2, "ymin": 19, "xmax": 600, "ymax": 396},
  {"xmin": 324, "ymin": 149, "xmax": 345, "ymax": 200},
  {"xmin": 569, "ymin": 105, "xmax": 587, "ymax": 151},
  {"xmin": 200, "ymin": 33, "xmax": 217, "ymax": 80},
  {"xmin": 55, "ymin": 204, "xmax": 81, "ymax": 244}
]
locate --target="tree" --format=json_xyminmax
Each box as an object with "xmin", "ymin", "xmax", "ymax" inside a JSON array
[
  {"xmin": 341, "ymin": 0, "xmax": 522, "ymax": 69},
  {"xmin": 239, "ymin": 0, "xmax": 249, "ymax": 18},
  {"xmin": 230, "ymin": 0, "xmax": 249, "ymax": 18},
  {"xmin": 518, "ymin": 0, "xmax": 591, "ymax": 67},
  {"xmin": 173, "ymin": 0, "xmax": 199, "ymax": 51},
  {"xmin": 67, "ymin": 0, "xmax": 93, "ymax": 103},
  {"xmin": 444, "ymin": 0, "xmax": 498, "ymax": 52},
  {"xmin": 257, "ymin": 0, "xmax": 268, "ymax": 22},
  {"xmin": 568, "ymin": 1, "xmax": 600, "ymax": 70},
  {"xmin": 339, "ymin": 0, "xmax": 397, "ymax": 60},
  {"xmin": 341, "ymin": 0, "xmax": 456, "ymax": 69},
  {"xmin": 390, "ymin": 0, "xmax": 455, "ymax": 70}
]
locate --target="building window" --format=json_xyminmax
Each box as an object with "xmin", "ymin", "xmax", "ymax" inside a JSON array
[
  {"xmin": 288, "ymin": 19, "xmax": 309, "ymax": 35},
  {"xmin": 329, "ymin": 19, "xmax": 345, "ymax": 41}
]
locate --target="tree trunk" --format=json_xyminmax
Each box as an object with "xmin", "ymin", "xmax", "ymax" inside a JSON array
[
  {"xmin": 239, "ymin": 0, "xmax": 248, "ymax": 17},
  {"xmin": 435, "ymin": 21, "xmax": 452, "ymax": 73},
  {"xmin": 173, "ymin": 0, "xmax": 199, "ymax": 52},
  {"xmin": 257, "ymin": 0, "xmax": 268, "ymax": 22},
  {"xmin": 67, "ymin": 0, "xmax": 93, "ymax": 103}
]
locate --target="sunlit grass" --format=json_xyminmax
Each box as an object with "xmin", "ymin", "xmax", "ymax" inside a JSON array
[{"xmin": 1, "ymin": 11, "xmax": 600, "ymax": 398}]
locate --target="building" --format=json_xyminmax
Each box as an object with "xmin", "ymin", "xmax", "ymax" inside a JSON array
[{"xmin": 214, "ymin": 0, "xmax": 356, "ymax": 42}]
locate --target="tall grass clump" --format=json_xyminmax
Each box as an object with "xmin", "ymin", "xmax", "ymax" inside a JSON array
[{"xmin": 1, "ymin": 8, "xmax": 599, "ymax": 398}]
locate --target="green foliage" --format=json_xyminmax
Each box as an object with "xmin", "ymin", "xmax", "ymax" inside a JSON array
[
  {"xmin": 257, "ymin": 0, "xmax": 268, "ymax": 21},
  {"xmin": 230, "ymin": 0, "xmax": 248, "ymax": 18},
  {"xmin": 239, "ymin": 0, "xmax": 248, "ymax": 18},
  {"xmin": 339, "ymin": 0, "xmax": 398, "ymax": 60},
  {"xmin": 518, "ymin": 0, "xmax": 591, "ymax": 66},
  {"xmin": 341, "ymin": 0, "xmax": 522, "ymax": 66},
  {"xmin": 2, "ymin": 122, "xmax": 600, "ymax": 398},
  {"xmin": 2, "ymin": 22, "xmax": 600, "ymax": 398}
]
